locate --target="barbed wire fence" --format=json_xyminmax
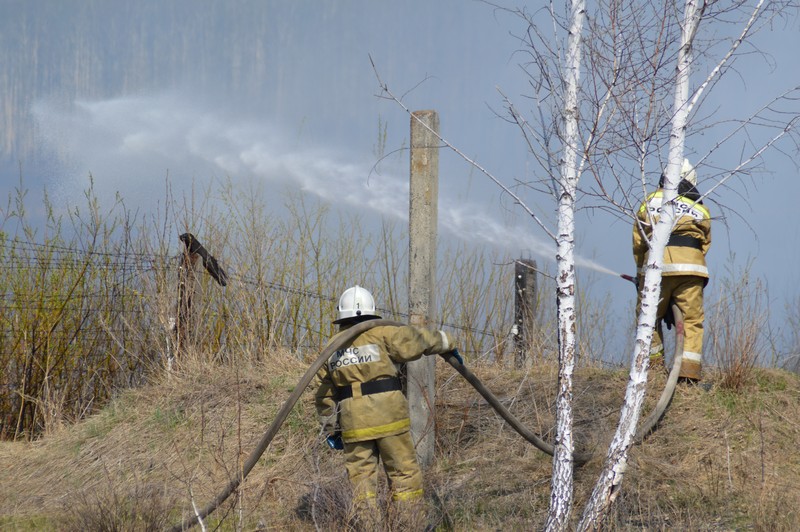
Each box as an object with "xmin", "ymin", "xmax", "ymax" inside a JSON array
[
  {"xmin": 0, "ymin": 235, "xmax": 629, "ymax": 439},
  {"xmin": 0, "ymin": 238, "xmax": 511, "ymax": 352}
]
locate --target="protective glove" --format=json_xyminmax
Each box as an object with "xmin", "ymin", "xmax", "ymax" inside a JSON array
[
  {"xmin": 663, "ymin": 305, "xmax": 675, "ymax": 331},
  {"xmin": 326, "ymin": 431, "xmax": 344, "ymax": 451},
  {"xmin": 448, "ymin": 349, "xmax": 464, "ymax": 365}
]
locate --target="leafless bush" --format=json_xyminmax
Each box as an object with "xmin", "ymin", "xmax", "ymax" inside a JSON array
[
  {"xmin": 781, "ymin": 294, "xmax": 800, "ymax": 374},
  {"xmin": 61, "ymin": 474, "xmax": 176, "ymax": 532},
  {"xmin": 0, "ymin": 178, "xmax": 527, "ymax": 439},
  {"xmin": 706, "ymin": 258, "xmax": 768, "ymax": 391},
  {"xmin": 295, "ymin": 477, "xmax": 358, "ymax": 530}
]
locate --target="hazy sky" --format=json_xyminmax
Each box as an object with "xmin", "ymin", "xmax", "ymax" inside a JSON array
[{"xmin": 3, "ymin": 1, "xmax": 799, "ymax": 359}]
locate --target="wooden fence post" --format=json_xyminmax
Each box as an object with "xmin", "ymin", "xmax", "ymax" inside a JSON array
[
  {"xmin": 171, "ymin": 248, "xmax": 197, "ymax": 368},
  {"xmin": 514, "ymin": 259, "xmax": 537, "ymax": 368},
  {"xmin": 408, "ymin": 109, "xmax": 439, "ymax": 467},
  {"xmin": 171, "ymin": 233, "xmax": 227, "ymax": 369}
]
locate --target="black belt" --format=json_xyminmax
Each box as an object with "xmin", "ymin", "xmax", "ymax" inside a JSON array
[
  {"xmin": 337, "ymin": 377, "xmax": 402, "ymax": 401},
  {"xmin": 667, "ymin": 234, "xmax": 703, "ymax": 250}
]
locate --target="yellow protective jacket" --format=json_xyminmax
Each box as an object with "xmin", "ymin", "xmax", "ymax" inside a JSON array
[
  {"xmin": 314, "ymin": 324, "xmax": 454, "ymax": 443},
  {"xmin": 633, "ymin": 189, "xmax": 711, "ymax": 279}
]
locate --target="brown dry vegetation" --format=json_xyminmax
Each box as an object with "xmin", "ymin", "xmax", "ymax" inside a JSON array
[
  {"xmin": 1, "ymin": 351, "xmax": 798, "ymax": 531},
  {"xmin": 0, "ymin": 183, "xmax": 522, "ymax": 441},
  {"xmin": 3, "ymin": 184, "xmax": 800, "ymax": 530}
]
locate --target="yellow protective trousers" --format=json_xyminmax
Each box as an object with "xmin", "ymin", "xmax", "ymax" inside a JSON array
[
  {"xmin": 639, "ymin": 275, "xmax": 705, "ymax": 380},
  {"xmin": 344, "ymin": 431, "xmax": 426, "ymax": 532},
  {"xmin": 344, "ymin": 430, "xmax": 423, "ymax": 501}
]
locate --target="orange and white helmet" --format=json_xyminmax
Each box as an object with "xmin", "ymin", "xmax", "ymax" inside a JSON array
[{"xmin": 334, "ymin": 285, "xmax": 380, "ymax": 324}]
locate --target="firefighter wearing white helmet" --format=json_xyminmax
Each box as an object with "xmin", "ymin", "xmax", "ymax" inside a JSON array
[
  {"xmin": 333, "ymin": 285, "xmax": 379, "ymax": 323},
  {"xmin": 633, "ymin": 158, "xmax": 711, "ymax": 382},
  {"xmin": 314, "ymin": 285, "xmax": 456, "ymax": 528}
]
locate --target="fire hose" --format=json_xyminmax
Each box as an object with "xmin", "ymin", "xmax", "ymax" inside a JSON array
[
  {"xmin": 170, "ymin": 301, "xmax": 683, "ymax": 530},
  {"xmin": 620, "ymin": 274, "xmax": 684, "ymax": 442},
  {"xmin": 634, "ymin": 303, "xmax": 683, "ymax": 442}
]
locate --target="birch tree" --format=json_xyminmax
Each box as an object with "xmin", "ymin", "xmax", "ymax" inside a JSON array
[
  {"xmin": 545, "ymin": 0, "xmax": 586, "ymax": 529},
  {"xmin": 578, "ymin": 0, "xmax": 799, "ymax": 526},
  {"xmin": 502, "ymin": 0, "xmax": 798, "ymax": 527},
  {"xmin": 577, "ymin": 0, "xmax": 705, "ymax": 526},
  {"xmin": 377, "ymin": 0, "xmax": 798, "ymax": 527}
]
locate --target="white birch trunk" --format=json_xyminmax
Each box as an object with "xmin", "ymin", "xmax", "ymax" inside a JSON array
[
  {"xmin": 545, "ymin": 0, "xmax": 586, "ymax": 529},
  {"xmin": 577, "ymin": 1, "xmax": 703, "ymax": 529}
]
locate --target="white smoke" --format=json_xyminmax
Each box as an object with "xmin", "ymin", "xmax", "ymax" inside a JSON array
[
  {"xmin": 33, "ymin": 92, "xmax": 620, "ymax": 276},
  {"xmin": 33, "ymin": 93, "xmax": 411, "ymax": 219}
]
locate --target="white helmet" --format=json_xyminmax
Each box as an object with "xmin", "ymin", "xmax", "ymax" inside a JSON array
[
  {"xmin": 334, "ymin": 285, "xmax": 380, "ymax": 324},
  {"xmin": 660, "ymin": 158, "xmax": 697, "ymax": 187},
  {"xmin": 680, "ymin": 158, "xmax": 697, "ymax": 186}
]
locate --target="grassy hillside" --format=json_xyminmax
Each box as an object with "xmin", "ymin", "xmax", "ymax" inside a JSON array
[{"xmin": 1, "ymin": 353, "xmax": 798, "ymax": 531}]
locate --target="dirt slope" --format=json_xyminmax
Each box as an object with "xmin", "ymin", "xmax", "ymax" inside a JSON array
[{"xmin": 1, "ymin": 355, "xmax": 798, "ymax": 531}]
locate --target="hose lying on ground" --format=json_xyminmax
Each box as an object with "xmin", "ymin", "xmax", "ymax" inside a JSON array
[
  {"xmin": 438, "ymin": 350, "xmax": 593, "ymax": 465},
  {"xmin": 169, "ymin": 314, "xmax": 681, "ymax": 530},
  {"xmin": 168, "ymin": 319, "xmax": 405, "ymax": 532}
]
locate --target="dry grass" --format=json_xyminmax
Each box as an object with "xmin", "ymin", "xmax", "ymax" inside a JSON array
[
  {"xmin": 706, "ymin": 259, "xmax": 769, "ymax": 392},
  {"xmin": 1, "ymin": 353, "xmax": 798, "ymax": 530},
  {"xmin": 1, "ymin": 181, "xmax": 526, "ymax": 440}
]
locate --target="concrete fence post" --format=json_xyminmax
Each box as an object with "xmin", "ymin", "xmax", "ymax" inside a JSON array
[
  {"xmin": 514, "ymin": 259, "xmax": 537, "ymax": 368},
  {"xmin": 408, "ymin": 109, "xmax": 439, "ymax": 467}
]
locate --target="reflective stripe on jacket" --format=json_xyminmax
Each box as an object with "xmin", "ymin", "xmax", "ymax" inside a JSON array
[
  {"xmin": 633, "ymin": 190, "xmax": 711, "ymax": 279},
  {"xmin": 314, "ymin": 324, "xmax": 453, "ymax": 443}
]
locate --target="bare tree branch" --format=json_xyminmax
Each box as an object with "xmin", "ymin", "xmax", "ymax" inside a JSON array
[{"xmin": 369, "ymin": 54, "xmax": 557, "ymax": 242}]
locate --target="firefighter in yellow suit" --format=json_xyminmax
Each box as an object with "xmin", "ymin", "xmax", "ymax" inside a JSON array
[
  {"xmin": 314, "ymin": 285, "xmax": 455, "ymax": 529},
  {"xmin": 633, "ymin": 159, "xmax": 711, "ymax": 382}
]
